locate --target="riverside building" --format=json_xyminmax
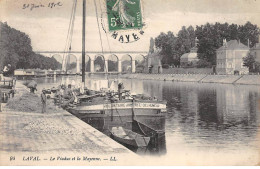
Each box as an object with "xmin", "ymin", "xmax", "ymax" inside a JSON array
[
  {"xmin": 216, "ymin": 39, "xmax": 249, "ymax": 75},
  {"xmin": 180, "ymin": 37, "xmax": 199, "ymax": 67},
  {"xmin": 250, "ymin": 42, "xmax": 260, "ymax": 63}
]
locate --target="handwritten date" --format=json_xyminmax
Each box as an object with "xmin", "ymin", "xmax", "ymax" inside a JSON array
[{"xmin": 22, "ymin": 2, "xmax": 62, "ymax": 11}]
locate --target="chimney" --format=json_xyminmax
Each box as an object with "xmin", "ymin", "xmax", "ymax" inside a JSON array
[
  {"xmin": 223, "ymin": 39, "xmax": 227, "ymax": 47},
  {"xmin": 238, "ymin": 39, "xmax": 240, "ymax": 44}
]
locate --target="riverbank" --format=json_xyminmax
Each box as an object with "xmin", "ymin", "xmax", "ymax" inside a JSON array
[
  {"xmin": 120, "ymin": 74, "xmax": 260, "ymax": 85},
  {"xmin": 0, "ymin": 81, "xmax": 137, "ymax": 165}
]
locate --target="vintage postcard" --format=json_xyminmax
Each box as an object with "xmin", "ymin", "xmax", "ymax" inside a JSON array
[{"xmin": 0, "ymin": 0, "xmax": 260, "ymax": 166}]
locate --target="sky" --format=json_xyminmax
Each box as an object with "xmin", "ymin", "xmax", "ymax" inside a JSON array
[{"xmin": 0, "ymin": 0, "xmax": 260, "ymax": 53}]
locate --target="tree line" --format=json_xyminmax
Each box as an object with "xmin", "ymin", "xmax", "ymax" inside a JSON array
[
  {"xmin": 0, "ymin": 22, "xmax": 61, "ymax": 75},
  {"xmin": 154, "ymin": 21, "xmax": 260, "ymax": 67}
]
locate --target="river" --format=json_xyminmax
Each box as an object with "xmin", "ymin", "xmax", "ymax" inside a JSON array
[{"xmin": 32, "ymin": 74, "xmax": 260, "ymax": 164}]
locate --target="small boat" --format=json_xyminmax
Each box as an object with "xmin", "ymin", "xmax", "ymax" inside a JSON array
[
  {"xmin": 133, "ymin": 118, "xmax": 165, "ymax": 137},
  {"xmin": 110, "ymin": 126, "xmax": 150, "ymax": 148}
]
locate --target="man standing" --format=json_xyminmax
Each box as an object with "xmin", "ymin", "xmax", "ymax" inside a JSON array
[
  {"xmin": 30, "ymin": 86, "xmax": 37, "ymax": 94},
  {"xmin": 41, "ymin": 89, "xmax": 47, "ymax": 113},
  {"xmin": 28, "ymin": 80, "xmax": 37, "ymax": 94},
  {"xmin": 54, "ymin": 87, "xmax": 62, "ymax": 107},
  {"xmin": 118, "ymin": 82, "xmax": 124, "ymax": 100},
  {"xmin": 9, "ymin": 86, "xmax": 15, "ymax": 98}
]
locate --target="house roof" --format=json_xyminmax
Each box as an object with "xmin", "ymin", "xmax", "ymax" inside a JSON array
[{"xmin": 217, "ymin": 40, "xmax": 249, "ymax": 51}]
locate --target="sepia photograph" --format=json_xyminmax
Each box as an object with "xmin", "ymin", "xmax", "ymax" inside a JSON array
[{"xmin": 0, "ymin": 0, "xmax": 260, "ymax": 166}]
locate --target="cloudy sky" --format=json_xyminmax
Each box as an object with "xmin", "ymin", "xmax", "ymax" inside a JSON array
[{"xmin": 1, "ymin": 0, "xmax": 260, "ymax": 52}]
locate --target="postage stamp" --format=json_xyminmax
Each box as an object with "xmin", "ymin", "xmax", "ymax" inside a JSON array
[{"xmin": 106, "ymin": 0, "xmax": 143, "ymax": 31}]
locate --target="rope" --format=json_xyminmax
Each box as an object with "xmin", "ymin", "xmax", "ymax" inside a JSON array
[
  {"xmin": 94, "ymin": 0, "xmax": 111, "ymax": 75},
  {"xmin": 94, "ymin": 0, "xmax": 117, "ymax": 76},
  {"xmin": 62, "ymin": 0, "xmax": 77, "ymax": 73},
  {"xmin": 98, "ymin": 0, "xmax": 114, "ymax": 78},
  {"xmin": 98, "ymin": 0, "xmax": 112, "ymax": 53},
  {"xmin": 62, "ymin": 0, "xmax": 75, "ymax": 67},
  {"xmin": 66, "ymin": 0, "xmax": 77, "ymax": 72},
  {"xmin": 93, "ymin": 0, "xmax": 104, "ymax": 54},
  {"xmin": 68, "ymin": 0, "xmax": 77, "ymax": 51}
]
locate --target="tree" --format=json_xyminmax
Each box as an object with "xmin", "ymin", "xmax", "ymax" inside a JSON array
[
  {"xmin": 196, "ymin": 23, "xmax": 225, "ymax": 65},
  {"xmin": 149, "ymin": 37, "xmax": 155, "ymax": 54},
  {"xmin": 238, "ymin": 22, "xmax": 260, "ymax": 48},
  {"xmin": 155, "ymin": 26, "xmax": 197, "ymax": 66},
  {"xmin": 229, "ymin": 24, "xmax": 239, "ymax": 40},
  {"xmin": 0, "ymin": 22, "xmax": 61, "ymax": 74},
  {"xmin": 174, "ymin": 26, "xmax": 196, "ymax": 65},
  {"xmin": 154, "ymin": 21, "xmax": 260, "ymax": 68},
  {"xmin": 0, "ymin": 49, "xmax": 20, "ymax": 74},
  {"xmin": 196, "ymin": 59, "xmax": 212, "ymax": 68},
  {"xmin": 155, "ymin": 31, "xmax": 177, "ymax": 65},
  {"xmin": 243, "ymin": 53, "xmax": 260, "ymax": 73},
  {"xmin": 196, "ymin": 22, "xmax": 259, "ymax": 67}
]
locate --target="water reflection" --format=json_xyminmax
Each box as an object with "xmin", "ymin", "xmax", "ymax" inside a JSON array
[
  {"xmin": 33, "ymin": 75, "xmax": 260, "ymax": 156},
  {"xmin": 160, "ymin": 81, "xmax": 260, "ymax": 153}
]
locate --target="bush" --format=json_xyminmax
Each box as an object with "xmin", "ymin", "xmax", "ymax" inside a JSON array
[
  {"xmin": 197, "ymin": 59, "xmax": 212, "ymax": 68},
  {"xmin": 234, "ymin": 70, "xmax": 240, "ymax": 75},
  {"xmin": 162, "ymin": 64, "xmax": 169, "ymax": 69},
  {"xmin": 136, "ymin": 65, "xmax": 144, "ymax": 73}
]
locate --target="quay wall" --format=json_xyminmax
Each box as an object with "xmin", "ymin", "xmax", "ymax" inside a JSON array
[
  {"xmin": 0, "ymin": 81, "xmax": 136, "ymax": 165},
  {"xmin": 162, "ymin": 68, "xmax": 213, "ymax": 74},
  {"xmin": 120, "ymin": 73, "xmax": 260, "ymax": 85}
]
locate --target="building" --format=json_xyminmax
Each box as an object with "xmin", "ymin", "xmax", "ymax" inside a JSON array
[
  {"xmin": 180, "ymin": 47, "xmax": 199, "ymax": 67},
  {"xmin": 14, "ymin": 69, "xmax": 61, "ymax": 77},
  {"xmin": 144, "ymin": 53, "xmax": 162, "ymax": 74},
  {"xmin": 180, "ymin": 37, "xmax": 199, "ymax": 67},
  {"xmin": 250, "ymin": 42, "xmax": 260, "ymax": 63},
  {"xmin": 216, "ymin": 39, "xmax": 249, "ymax": 75},
  {"xmin": 14, "ymin": 69, "xmax": 35, "ymax": 76}
]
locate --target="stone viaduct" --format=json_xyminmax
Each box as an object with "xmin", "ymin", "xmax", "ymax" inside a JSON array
[{"xmin": 36, "ymin": 51, "xmax": 148, "ymax": 73}]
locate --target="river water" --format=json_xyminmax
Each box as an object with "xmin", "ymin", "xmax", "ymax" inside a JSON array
[{"xmin": 33, "ymin": 75, "xmax": 260, "ymax": 164}]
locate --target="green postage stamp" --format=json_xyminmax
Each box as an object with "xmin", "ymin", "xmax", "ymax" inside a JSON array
[{"xmin": 106, "ymin": 0, "xmax": 143, "ymax": 31}]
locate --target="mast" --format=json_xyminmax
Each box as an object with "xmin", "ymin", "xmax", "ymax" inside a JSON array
[{"xmin": 82, "ymin": 0, "xmax": 86, "ymax": 85}]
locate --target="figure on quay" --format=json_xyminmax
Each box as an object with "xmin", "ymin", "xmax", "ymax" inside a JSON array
[
  {"xmin": 41, "ymin": 89, "xmax": 47, "ymax": 113},
  {"xmin": 28, "ymin": 80, "xmax": 37, "ymax": 94}
]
